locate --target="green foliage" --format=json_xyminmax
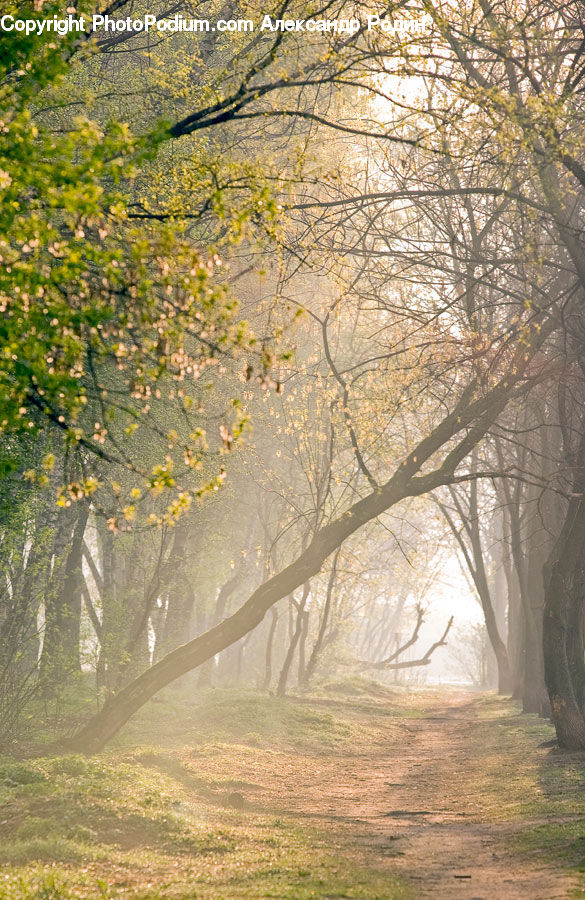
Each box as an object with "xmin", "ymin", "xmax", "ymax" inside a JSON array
[
  {"xmin": 0, "ymin": 2, "xmax": 138, "ymax": 435},
  {"xmin": 0, "ymin": 2, "xmax": 271, "ymax": 513}
]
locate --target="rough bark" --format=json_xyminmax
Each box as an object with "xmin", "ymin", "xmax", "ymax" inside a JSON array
[{"xmin": 543, "ymin": 499, "xmax": 585, "ymax": 749}]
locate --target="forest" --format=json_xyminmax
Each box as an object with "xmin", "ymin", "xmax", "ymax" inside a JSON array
[{"xmin": 1, "ymin": 0, "xmax": 585, "ymax": 897}]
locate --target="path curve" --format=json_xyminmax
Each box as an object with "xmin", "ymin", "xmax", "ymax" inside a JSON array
[{"xmin": 243, "ymin": 691, "xmax": 575, "ymax": 899}]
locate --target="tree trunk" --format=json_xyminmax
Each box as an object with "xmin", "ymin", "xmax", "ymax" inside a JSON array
[
  {"xmin": 262, "ymin": 606, "xmax": 279, "ymax": 691},
  {"xmin": 66, "ymin": 371, "xmax": 540, "ymax": 752},
  {"xmin": 524, "ymin": 541, "xmax": 550, "ymax": 717},
  {"xmin": 501, "ymin": 505, "xmax": 524, "ymax": 698},
  {"xmin": 302, "ymin": 546, "xmax": 340, "ymax": 686},
  {"xmin": 235, "ymin": 633, "xmax": 251, "ymax": 684},
  {"xmin": 154, "ymin": 523, "xmax": 194, "ymax": 660},
  {"xmin": 1, "ymin": 502, "xmax": 54, "ymax": 682},
  {"xmin": 297, "ymin": 607, "xmax": 310, "ymax": 687},
  {"xmin": 567, "ymin": 571, "xmax": 585, "ymax": 713},
  {"xmin": 440, "ymin": 483, "xmax": 513, "ymax": 694},
  {"xmin": 466, "ymin": 480, "xmax": 512, "ymax": 693},
  {"xmin": 277, "ymin": 583, "xmax": 309, "ymax": 697},
  {"xmin": 39, "ymin": 503, "xmax": 89, "ymax": 695},
  {"xmin": 502, "ymin": 494, "xmax": 549, "ymax": 714},
  {"xmin": 96, "ymin": 521, "xmax": 116, "ymax": 692},
  {"xmin": 197, "ymin": 572, "xmax": 240, "ymax": 687},
  {"xmin": 543, "ymin": 499, "xmax": 585, "ymax": 749}
]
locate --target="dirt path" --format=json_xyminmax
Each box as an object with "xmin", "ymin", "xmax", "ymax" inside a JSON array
[
  {"xmin": 339, "ymin": 691, "xmax": 573, "ymax": 900},
  {"xmin": 234, "ymin": 691, "xmax": 576, "ymax": 899}
]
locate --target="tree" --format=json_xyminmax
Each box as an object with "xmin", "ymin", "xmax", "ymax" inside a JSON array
[
  {"xmin": 435, "ymin": 475, "xmax": 512, "ymax": 694},
  {"xmin": 5, "ymin": 0, "xmax": 585, "ymax": 753},
  {"xmin": 67, "ymin": 325, "xmax": 549, "ymax": 750}
]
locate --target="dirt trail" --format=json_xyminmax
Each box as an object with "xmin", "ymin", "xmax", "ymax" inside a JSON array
[{"xmin": 240, "ymin": 692, "xmax": 575, "ymax": 899}]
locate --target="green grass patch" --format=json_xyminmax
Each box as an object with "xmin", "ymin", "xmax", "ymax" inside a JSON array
[
  {"xmin": 452, "ymin": 695, "xmax": 585, "ymax": 893},
  {"xmin": 0, "ymin": 690, "xmax": 411, "ymax": 900},
  {"xmin": 111, "ymin": 686, "xmax": 385, "ymax": 756}
]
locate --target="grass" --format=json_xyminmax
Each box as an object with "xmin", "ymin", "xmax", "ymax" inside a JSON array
[
  {"xmin": 8, "ymin": 682, "xmax": 585, "ymax": 898},
  {"xmin": 0, "ymin": 680, "xmax": 412, "ymax": 900},
  {"xmin": 451, "ymin": 694, "xmax": 585, "ymax": 894}
]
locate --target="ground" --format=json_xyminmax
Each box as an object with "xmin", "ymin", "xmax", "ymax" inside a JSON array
[{"xmin": 1, "ymin": 681, "xmax": 584, "ymax": 899}]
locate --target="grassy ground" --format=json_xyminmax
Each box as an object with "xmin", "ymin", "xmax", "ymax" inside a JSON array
[
  {"xmin": 459, "ymin": 695, "xmax": 585, "ymax": 891},
  {"xmin": 3, "ymin": 683, "xmax": 585, "ymax": 899},
  {"xmin": 0, "ymin": 682, "xmax": 413, "ymax": 900}
]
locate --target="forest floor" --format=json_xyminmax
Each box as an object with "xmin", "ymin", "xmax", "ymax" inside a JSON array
[{"xmin": 1, "ymin": 681, "xmax": 585, "ymax": 899}]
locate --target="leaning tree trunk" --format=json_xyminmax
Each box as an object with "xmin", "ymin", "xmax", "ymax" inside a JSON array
[{"xmin": 65, "ymin": 365, "xmax": 541, "ymax": 752}]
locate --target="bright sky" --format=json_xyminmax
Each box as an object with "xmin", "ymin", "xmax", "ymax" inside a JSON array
[{"xmin": 400, "ymin": 555, "xmax": 487, "ymax": 685}]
